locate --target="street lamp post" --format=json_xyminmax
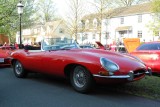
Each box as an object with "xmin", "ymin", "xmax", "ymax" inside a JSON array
[{"xmin": 17, "ymin": 1, "xmax": 24, "ymax": 49}]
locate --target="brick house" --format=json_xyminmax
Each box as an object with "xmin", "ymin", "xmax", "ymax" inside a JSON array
[{"xmin": 0, "ymin": 34, "xmax": 9, "ymax": 45}]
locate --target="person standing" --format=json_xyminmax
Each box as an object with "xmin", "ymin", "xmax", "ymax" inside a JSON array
[
  {"xmin": 3, "ymin": 42, "xmax": 7, "ymax": 46},
  {"xmin": 14, "ymin": 42, "xmax": 19, "ymax": 49}
]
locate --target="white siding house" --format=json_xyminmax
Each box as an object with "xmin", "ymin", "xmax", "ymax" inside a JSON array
[
  {"xmin": 78, "ymin": 3, "xmax": 159, "ymax": 45},
  {"xmin": 16, "ymin": 20, "xmax": 70, "ymax": 45}
]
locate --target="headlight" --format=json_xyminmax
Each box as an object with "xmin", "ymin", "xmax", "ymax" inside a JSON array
[{"xmin": 100, "ymin": 57, "xmax": 119, "ymax": 73}]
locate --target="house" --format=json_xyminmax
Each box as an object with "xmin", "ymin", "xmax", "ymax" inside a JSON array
[
  {"xmin": 16, "ymin": 20, "xmax": 70, "ymax": 45},
  {"xmin": 77, "ymin": 3, "xmax": 159, "ymax": 45}
]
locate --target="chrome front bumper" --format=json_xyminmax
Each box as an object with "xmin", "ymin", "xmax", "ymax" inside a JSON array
[
  {"xmin": 93, "ymin": 73, "xmax": 133, "ymax": 81},
  {"xmin": 93, "ymin": 68, "xmax": 152, "ymax": 81}
]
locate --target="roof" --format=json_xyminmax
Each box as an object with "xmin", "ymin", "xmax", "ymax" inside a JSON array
[
  {"xmin": 83, "ymin": 2, "xmax": 152, "ymax": 20},
  {"xmin": 112, "ymin": 3, "xmax": 152, "ymax": 17}
]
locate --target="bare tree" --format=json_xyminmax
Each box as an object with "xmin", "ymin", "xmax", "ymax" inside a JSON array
[
  {"xmin": 147, "ymin": 0, "xmax": 160, "ymax": 40},
  {"xmin": 65, "ymin": 0, "xmax": 86, "ymax": 40},
  {"xmin": 91, "ymin": 0, "xmax": 112, "ymax": 42},
  {"xmin": 35, "ymin": 0, "xmax": 56, "ymax": 24}
]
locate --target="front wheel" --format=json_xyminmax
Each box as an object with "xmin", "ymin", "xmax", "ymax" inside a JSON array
[
  {"xmin": 13, "ymin": 60, "xmax": 27, "ymax": 78},
  {"xmin": 70, "ymin": 66, "xmax": 94, "ymax": 93}
]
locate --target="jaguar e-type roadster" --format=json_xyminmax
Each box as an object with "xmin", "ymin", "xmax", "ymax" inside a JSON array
[{"xmin": 11, "ymin": 38, "xmax": 151, "ymax": 93}]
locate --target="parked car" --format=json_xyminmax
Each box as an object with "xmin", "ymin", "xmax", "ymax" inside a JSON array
[
  {"xmin": 130, "ymin": 42, "xmax": 160, "ymax": 75},
  {"xmin": 96, "ymin": 41, "xmax": 127, "ymax": 53},
  {"xmin": 11, "ymin": 38, "xmax": 151, "ymax": 93},
  {"xmin": 79, "ymin": 45, "xmax": 95, "ymax": 49},
  {"xmin": 95, "ymin": 42, "xmax": 106, "ymax": 50},
  {"xmin": 0, "ymin": 46, "xmax": 16, "ymax": 66}
]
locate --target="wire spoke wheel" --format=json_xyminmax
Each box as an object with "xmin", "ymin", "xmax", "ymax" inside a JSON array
[
  {"xmin": 70, "ymin": 66, "xmax": 94, "ymax": 93},
  {"xmin": 73, "ymin": 67, "xmax": 87, "ymax": 88},
  {"xmin": 13, "ymin": 60, "xmax": 27, "ymax": 78},
  {"xmin": 15, "ymin": 61, "xmax": 23, "ymax": 75}
]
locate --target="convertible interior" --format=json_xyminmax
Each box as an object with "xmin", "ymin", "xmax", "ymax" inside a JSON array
[{"xmin": 24, "ymin": 45, "xmax": 41, "ymax": 52}]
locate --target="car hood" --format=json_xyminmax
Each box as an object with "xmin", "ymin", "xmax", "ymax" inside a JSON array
[
  {"xmin": 70, "ymin": 49, "xmax": 146, "ymax": 73},
  {"xmin": 79, "ymin": 49, "xmax": 138, "ymax": 61}
]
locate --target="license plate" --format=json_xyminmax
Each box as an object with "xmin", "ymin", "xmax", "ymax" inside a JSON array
[{"xmin": 0, "ymin": 58, "xmax": 4, "ymax": 63}]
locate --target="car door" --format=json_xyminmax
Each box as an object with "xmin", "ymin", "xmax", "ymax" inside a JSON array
[
  {"xmin": 41, "ymin": 50, "xmax": 66, "ymax": 77},
  {"xmin": 24, "ymin": 50, "xmax": 45, "ymax": 72}
]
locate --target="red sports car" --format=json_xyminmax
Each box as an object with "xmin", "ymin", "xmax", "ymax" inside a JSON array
[
  {"xmin": 0, "ymin": 46, "xmax": 15, "ymax": 66},
  {"xmin": 130, "ymin": 42, "xmax": 160, "ymax": 75},
  {"xmin": 11, "ymin": 38, "xmax": 151, "ymax": 93}
]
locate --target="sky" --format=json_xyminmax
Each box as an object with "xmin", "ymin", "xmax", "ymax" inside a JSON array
[
  {"xmin": 54, "ymin": 0, "xmax": 68, "ymax": 17},
  {"xmin": 53, "ymin": 0, "xmax": 95, "ymax": 18}
]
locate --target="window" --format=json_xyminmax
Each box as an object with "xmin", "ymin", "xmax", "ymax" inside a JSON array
[
  {"xmin": 103, "ymin": 32, "xmax": 109, "ymax": 39},
  {"xmin": 78, "ymin": 20, "xmax": 85, "ymax": 28},
  {"xmin": 84, "ymin": 34, "xmax": 88, "ymax": 40},
  {"xmin": 59, "ymin": 28, "xmax": 64, "ymax": 33},
  {"xmin": 85, "ymin": 20, "xmax": 89, "ymax": 29},
  {"xmin": 92, "ymin": 34, "xmax": 96, "ymax": 39},
  {"xmin": 138, "ymin": 15, "xmax": 142, "ymax": 23},
  {"xmin": 104, "ymin": 32, "xmax": 109, "ymax": 39},
  {"xmin": 120, "ymin": 17, "xmax": 124, "ymax": 24},
  {"xmin": 138, "ymin": 31, "xmax": 142, "ymax": 38},
  {"xmin": 77, "ymin": 34, "xmax": 81, "ymax": 40},
  {"xmin": 93, "ymin": 18, "xmax": 98, "ymax": 29}
]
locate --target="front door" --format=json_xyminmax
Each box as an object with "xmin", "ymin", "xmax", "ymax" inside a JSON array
[{"xmin": 24, "ymin": 50, "xmax": 44, "ymax": 72}]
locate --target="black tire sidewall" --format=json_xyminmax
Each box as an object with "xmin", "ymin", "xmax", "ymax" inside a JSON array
[
  {"xmin": 13, "ymin": 60, "xmax": 27, "ymax": 78},
  {"xmin": 70, "ymin": 66, "xmax": 93, "ymax": 93}
]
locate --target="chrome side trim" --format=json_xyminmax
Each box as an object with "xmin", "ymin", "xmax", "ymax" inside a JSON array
[{"xmin": 93, "ymin": 74, "xmax": 130, "ymax": 79}]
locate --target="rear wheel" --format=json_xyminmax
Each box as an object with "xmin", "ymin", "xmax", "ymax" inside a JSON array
[
  {"xmin": 13, "ymin": 60, "xmax": 27, "ymax": 78},
  {"xmin": 70, "ymin": 66, "xmax": 94, "ymax": 93}
]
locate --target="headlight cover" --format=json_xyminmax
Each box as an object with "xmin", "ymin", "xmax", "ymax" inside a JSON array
[{"xmin": 100, "ymin": 57, "xmax": 119, "ymax": 72}]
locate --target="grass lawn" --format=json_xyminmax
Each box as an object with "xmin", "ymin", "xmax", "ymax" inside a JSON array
[{"xmin": 112, "ymin": 76, "xmax": 160, "ymax": 100}]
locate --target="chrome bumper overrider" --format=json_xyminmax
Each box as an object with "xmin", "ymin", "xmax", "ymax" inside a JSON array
[
  {"xmin": 145, "ymin": 67, "xmax": 152, "ymax": 76},
  {"xmin": 93, "ymin": 68, "xmax": 152, "ymax": 81}
]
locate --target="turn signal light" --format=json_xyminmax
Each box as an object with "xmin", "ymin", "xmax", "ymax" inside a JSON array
[{"xmin": 98, "ymin": 71, "xmax": 109, "ymax": 76}]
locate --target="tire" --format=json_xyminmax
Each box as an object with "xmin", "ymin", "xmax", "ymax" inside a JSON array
[
  {"xmin": 70, "ymin": 66, "xmax": 94, "ymax": 93},
  {"xmin": 13, "ymin": 60, "xmax": 27, "ymax": 78}
]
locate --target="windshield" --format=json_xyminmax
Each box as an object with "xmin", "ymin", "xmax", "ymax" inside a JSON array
[
  {"xmin": 137, "ymin": 43, "xmax": 160, "ymax": 50},
  {"xmin": 42, "ymin": 38, "xmax": 79, "ymax": 51}
]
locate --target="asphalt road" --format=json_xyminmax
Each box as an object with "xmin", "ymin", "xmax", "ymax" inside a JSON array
[{"xmin": 0, "ymin": 67, "xmax": 160, "ymax": 107}]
